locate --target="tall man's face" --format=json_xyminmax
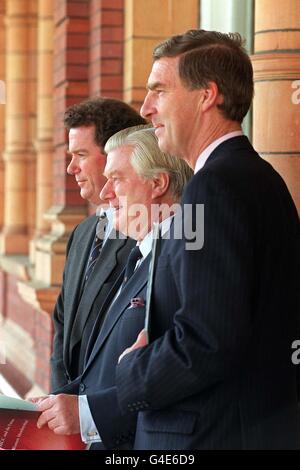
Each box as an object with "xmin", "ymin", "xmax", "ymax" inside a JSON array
[
  {"xmin": 67, "ymin": 125, "xmax": 107, "ymax": 205},
  {"xmin": 140, "ymin": 56, "xmax": 204, "ymax": 163},
  {"xmin": 100, "ymin": 145, "xmax": 155, "ymax": 241}
]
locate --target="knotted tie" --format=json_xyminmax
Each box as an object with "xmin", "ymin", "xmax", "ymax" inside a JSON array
[
  {"xmin": 85, "ymin": 213, "xmax": 107, "ymax": 282},
  {"xmin": 123, "ymin": 246, "xmax": 142, "ymax": 284}
]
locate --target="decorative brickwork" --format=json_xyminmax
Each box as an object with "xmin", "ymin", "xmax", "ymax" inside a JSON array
[
  {"xmin": 89, "ymin": 0, "xmax": 124, "ymax": 99},
  {"xmin": 53, "ymin": 0, "xmax": 90, "ymax": 208}
]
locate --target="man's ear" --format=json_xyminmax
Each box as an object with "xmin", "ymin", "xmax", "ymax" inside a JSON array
[
  {"xmin": 151, "ymin": 172, "xmax": 170, "ymax": 199},
  {"xmin": 200, "ymin": 81, "xmax": 222, "ymax": 112}
]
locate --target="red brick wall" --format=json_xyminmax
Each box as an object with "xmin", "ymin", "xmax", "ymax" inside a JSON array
[
  {"xmin": 89, "ymin": 0, "xmax": 124, "ymax": 99},
  {"xmin": 53, "ymin": 0, "xmax": 125, "ymax": 209},
  {"xmin": 53, "ymin": 0, "xmax": 90, "ymax": 207}
]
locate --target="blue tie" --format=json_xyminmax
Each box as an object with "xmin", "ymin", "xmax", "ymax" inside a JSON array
[
  {"xmin": 123, "ymin": 246, "xmax": 142, "ymax": 284},
  {"xmin": 85, "ymin": 213, "xmax": 107, "ymax": 282}
]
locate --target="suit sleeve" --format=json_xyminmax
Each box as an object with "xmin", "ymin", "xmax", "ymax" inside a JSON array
[
  {"xmin": 86, "ymin": 387, "xmax": 137, "ymax": 449},
  {"xmin": 116, "ymin": 171, "xmax": 256, "ymax": 412},
  {"xmin": 52, "ymin": 380, "xmax": 134, "ymax": 449},
  {"xmin": 50, "ymin": 230, "xmax": 76, "ymax": 391},
  {"xmin": 52, "ymin": 376, "xmax": 81, "ymax": 395}
]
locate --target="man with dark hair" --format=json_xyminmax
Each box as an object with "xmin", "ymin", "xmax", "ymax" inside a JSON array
[
  {"xmin": 50, "ymin": 97, "xmax": 145, "ymax": 390},
  {"xmin": 116, "ymin": 30, "xmax": 300, "ymax": 449}
]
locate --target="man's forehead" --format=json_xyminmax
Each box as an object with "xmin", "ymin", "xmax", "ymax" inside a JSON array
[
  {"xmin": 105, "ymin": 145, "xmax": 134, "ymax": 172},
  {"xmin": 147, "ymin": 56, "xmax": 179, "ymax": 88},
  {"xmin": 68, "ymin": 125, "xmax": 105, "ymax": 154},
  {"xmin": 69, "ymin": 125, "xmax": 95, "ymax": 137}
]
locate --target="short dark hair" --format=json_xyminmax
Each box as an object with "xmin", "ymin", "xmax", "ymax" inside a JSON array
[
  {"xmin": 63, "ymin": 97, "xmax": 146, "ymax": 148},
  {"xmin": 153, "ymin": 30, "xmax": 253, "ymax": 123}
]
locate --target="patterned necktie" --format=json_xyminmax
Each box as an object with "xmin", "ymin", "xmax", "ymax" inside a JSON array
[
  {"xmin": 85, "ymin": 213, "xmax": 107, "ymax": 282},
  {"xmin": 123, "ymin": 246, "xmax": 143, "ymax": 284}
]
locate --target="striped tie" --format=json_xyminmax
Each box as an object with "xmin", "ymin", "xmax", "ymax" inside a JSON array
[{"xmin": 85, "ymin": 213, "xmax": 107, "ymax": 282}]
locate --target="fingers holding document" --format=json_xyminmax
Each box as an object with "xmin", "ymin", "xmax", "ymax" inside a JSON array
[{"xmin": 36, "ymin": 394, "xmax": 80, "ymax": 435}]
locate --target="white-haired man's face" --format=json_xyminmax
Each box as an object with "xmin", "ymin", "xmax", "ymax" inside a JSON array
[{"xmin": 100, "ymin": 145, "xmax": 155, "ymax": 241}]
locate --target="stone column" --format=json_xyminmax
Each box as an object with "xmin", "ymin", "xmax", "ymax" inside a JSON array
[
  {"xmin": 252, "ymin": 0, "xmax": 300, "ymax": 214},
  {"xmin": 27, "ymin": 1, "xmax": 37, "ymax": 242},
  {"xmin": 200, "ymin": 0, "xmax": 254, "ymax": 138},
  {"xmin": 0, "ymin": 2, "xmax": 6, "ymax": 231},
  {"xmin": 29, "ymin": 0, "xmax": 54, "ymax": 263},
  {"xmin": 124, "ymin": 0, "xmax": 199, "ymax": 109},
  {"xmin": 0, "ymin": 0, "xmax": 36, "ymax": 255}
]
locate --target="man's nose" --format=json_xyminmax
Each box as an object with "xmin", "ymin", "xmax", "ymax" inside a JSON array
[
  {"xmin": 100, "ymin": 179, "xmax": 114, "ymax": 201},
  {"xmin": 67, "ymin": 156, "xmax": 80, "ymax": 175},
  {"xmin": 140, "ymin": 91, "xmax": 154, "ymax": 120}
]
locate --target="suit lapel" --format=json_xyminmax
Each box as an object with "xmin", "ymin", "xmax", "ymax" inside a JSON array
[
  {"xmin": 83, "ymin": 230, "xmax": 124, "ymax": 286},
  {"xmin": 84, "ymin": 255, "xmax": 150, "ymax": 372},
  {"xmin": 63, "ymin": 217, "xmax": 97, "ymax": 364},
  {"xmin": 68, "ymin": 234, "xmax": 128, "ymax": 363}
]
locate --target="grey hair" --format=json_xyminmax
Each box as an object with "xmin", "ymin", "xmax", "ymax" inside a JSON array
[{"xmin": 104, "ymin": 125, "xmax": 192, "ymax": 201}]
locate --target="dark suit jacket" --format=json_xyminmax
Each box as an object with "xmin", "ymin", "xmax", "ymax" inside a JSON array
[
  {"xmin": 56, "ymin": 255, "xmax": 151, "ymax": 449},
  {"xmin": 116, "ymin": 136, "xmax": 300, "ymax": 450},
  {"xmin": 50, "ymin": 214, "xmax": 135, "ymax": 390}
]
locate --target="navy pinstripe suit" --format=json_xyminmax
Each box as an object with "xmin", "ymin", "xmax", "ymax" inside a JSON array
[
  {"xmin": 116, "ymin": 136, "xmax": 300, "ymax": 449},
  {"xmin": 55, "ymin": 255, "xmax": 151, "ymax": 449}
]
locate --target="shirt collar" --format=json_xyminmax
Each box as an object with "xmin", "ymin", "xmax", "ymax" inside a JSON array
[
  {"xmin": 194, "ymin": 130, "xmax": 243, "ymax": 174},
  {"xmin": 137, "ymin": 216, "xmax": 173, "ymax": 260}
]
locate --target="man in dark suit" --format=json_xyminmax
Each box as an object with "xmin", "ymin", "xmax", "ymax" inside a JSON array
[
  {"xmin": 50, "ymin": 98, "xmax": 145, "ymax": 390},
  {"xmin": 115, "ymin": 30, "xmax": 300, "ymax": 449},
  {"xmin": 35, "ymin": 127, "xmax": 192, "ymax": 449}
]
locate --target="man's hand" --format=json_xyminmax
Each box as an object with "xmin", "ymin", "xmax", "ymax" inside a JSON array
[
  {"xmin": 36, "ymin": 394, "xmax": 80, "ymax": 435},
  {"xmin": 118, "ymin": 329, "xmax": 148, "ymax": 363},
  {"xmin": 28, "ymin": 396, "xmax": 48, "ymax": 405}
]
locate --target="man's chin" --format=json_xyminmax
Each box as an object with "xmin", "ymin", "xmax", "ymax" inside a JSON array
[
  {"xmin": 80, "ymin": 190, "xmax": 91, "ymax": 202},
  {"xmin": 157, "ymin": 136, "xmax": 169, "ymax": 154},
  {"xmin": 82, "ymin": 193, "xmax": 102, "ymax": 206}
]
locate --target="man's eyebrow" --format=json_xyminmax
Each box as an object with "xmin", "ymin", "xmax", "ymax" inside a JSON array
[
  {"xmin": 66, "ymin": 148, "xmax": 88, "ymax": 156},
  {"xmin": 147, "ymin": 81, "xmax": 164, "ymax": 91},
  {"xmin": 103, "ymin": 169, "xmax": 121, "ymax": 178}
]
